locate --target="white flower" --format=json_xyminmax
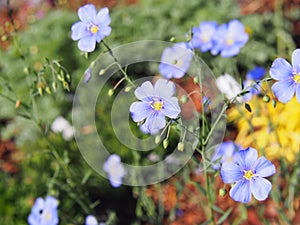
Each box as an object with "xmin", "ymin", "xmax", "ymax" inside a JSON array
[
  {"xmin": 51, "ymin": 116, "xmax": 75, "ymax": 141},
  {"xmin": 216, "ymin": 73, "xmax": 243, "ymax": 102}
]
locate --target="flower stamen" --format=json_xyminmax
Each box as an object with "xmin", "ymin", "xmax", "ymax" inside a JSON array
[
  {"xmin": 90, "ymin": 24, "xmax": 99, "ymax": 34},
  {"xmin": 293, "ymin": 73, "xmax": 300, "ymax": 83},
  {"xmin": 243, "ymin": 170, "xmax": 254, "ymax": 180},
  {"xmin": 152, "ymin": 100, "xmax": 163, "ymax": 111}
]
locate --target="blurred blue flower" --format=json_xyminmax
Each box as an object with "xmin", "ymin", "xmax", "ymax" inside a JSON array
[
  {"xmin": 243, "ymin": 66, "xmax": 266, "ymax": 101},
  {"xmin": 211, "ymin": 141, "xmax": 242, "ymax": 170},
  {"xmin": 129, "ymin": 79, "xmax": 181, "ymax": 134},
  {"xmin": 270, "ymin": 49, "xmax": 300, "ymax": 103},
  {"xmin": 159, "ymin": 43, "xmax": 193, "ymax": 79},
  {"xmin": 103, "ymin": 154, "xmax": 125, "ymax": 188},
  {"xmin": 85, "ymin": 215, "xmax": 106, "ymax": 225},
  {"xmin": 220, "ymin": 147, "xmax": 276, "ymax": 203},
  {"xmin": 28, "ymin": 196, "xmax": 59, "ymax": 225},
  {"xmin": 71, "ymin": 4, "xmax": 111, "ymax": 52},
  {"xmin": 187, "ymin": 21, "xmax": 218, "ymax": 52},
  {"xmin": 211, "ymin": 20, "xmax": 248, "ymax": 58}
]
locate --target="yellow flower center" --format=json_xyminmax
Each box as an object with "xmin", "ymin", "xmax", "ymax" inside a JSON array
[
  {"xmin": 243, "ymin": 170, "xmax": 254, "ymax": 180},
  {"xmin": 42, "ymin": 211, "xmax": 52, "ymax": 221},
  {"xmin": 226, "ymin": 38, "xmax": 234, "ymax": 45},
  {"xmin": 153, "ymin": 101, "xmax": 163, "ymax": 111},
  {"xmin": 90, "ymin": 25, "xmax": 99, "ymax": 34},
  {"xmin": 294, "ymin": 73, "xmax": 300, "ymax": 83}
]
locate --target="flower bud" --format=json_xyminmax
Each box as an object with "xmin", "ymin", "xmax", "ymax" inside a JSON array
[
  {"xmin": 99, "ymin": 69, "xmax": 106, "ymax": 76},
  {"xmin": 177, "ymin": 142, "xmax": 184, "ymax": 151},
  {"xmin": 219, "ymin": 188, "xmax": 226, "ymax": 197},
  {"xmin": 154, "ymin": 135, "xmax": 161, "ymax": 144},
  {"xmin": 108, "ymin": 89, "xmax": 114, "ymax": 96},
  {"xmin": 263, "ymin": 95, "xmax": 270, "ymax": 103},
  {"xmin": 181, "ymin": 95, "xmax": 188, "ymax": 103},
  {"xmin": 163, "ymin": 139, "xmax": 169, "ymax": 149}
]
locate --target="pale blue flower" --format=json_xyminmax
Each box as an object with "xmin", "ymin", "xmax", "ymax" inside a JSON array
[
  {"xmin": 129, "ymin": 79, "xmax": 181, "ymax": 134},
  {"xmin": 71, "ymin": 4, "xmax": 111, "ymax": 52},
  {"xmin": 85, "ymin": 215, "xmax": 105, "ymax": 225},
  {"xmin": 28, "ymin": 196, "xmax": 59, "ymax": 225},
  {"xmin": 211, "ymin": 141, "xmax": 242, "ymax": 170},
  {"xmin": 188, "ymin": 21, "xmax": 218, "ymax": 52},
  {"xmin": 243, "ymin": 66, "xmax": 265, "ymax": 101},
  {"xmin": 220, "ymin": 147, "xmax": 276, "ymax": 203},
  {"xmin": 103, "ymin": 154, "xmax": 125, "ymax": 188},
  {"xmin": 211, "ymin": 20, "xmax": 248, "ymax": 58},
  {"xmin": 159, "ymin": 43, "xmax": 193, "ymax": 79},
  {"xmin": 270, "ymin": 49, "xmax": 300, "ymax": 103}
]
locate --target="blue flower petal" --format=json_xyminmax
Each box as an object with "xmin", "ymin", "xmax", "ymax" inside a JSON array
[
  {"xmin": 154, "ymin": 79, "xmax": 176, "ymax": 99},
  {"xmin": 96, "ymin": 26, "xmax": 112, "ymax": 42},
  {"xmin": 220, "ymin": 162, "xmax": 243, "ymax": 184},
  {"xmin": 161, "ymin": 97, "xmax": 180, "ymax": 118},
  {"xmin": 45, "ymin": 196, "xmax": 59, "ymax": 208},
  {"xmin": 129, "ymin": 102, "xmax": 152, "ymax": 122},
  {"xmin": 71, "ymin": 21, "xmax": 89, "ymax": 41},
  {"xmin": 270, "ymin": 58, "xmax": 293, "ymax": 80},
  {"xmin": 250, "ymin": 177, "xmax": 272, "ymax": 201},
  {"xmin": 220, "ymin": 46, "xmax": 240, "ymax": 58},
  {"xmin": 85, "ymin": 215, "xmax": 98, "ymax": 225},
  {"xmin": 95, "ymin": 7, "xmax": 111, "ymax": 26},
  {"xmin": 31, "ymin": 197, "xmax": 44, "ymax": 214},
  {"xmin": 236, "ymin": 147, "xmax": 258, "ymax": 170},
  {"xmin": 78, "ymin": 35, "xmax": 97, "ymax": 52},
  {"xmin": 292, "ymin": 49, "xmax": 300, "ymax": 73},
  {"xmin": 134, "ymin": 81, "xmax": 154, "ymax": 100},
  {"xmin": 246, "ymin": 67, "xmax": 265, "ymax": 80},
  {"xmin": 229, "ymin": 179, "xmax": 252, "ymax": 203},
  {"xmin": 296, "ymin": 84, "xmax": 300, "ymax": 103},
  {"xmin": 144, "ymin": 112, "xmax": 166, "ymax": 135},
  {"xmin": 253, "ymin": 156, "xmax": 276, "ymax": 177},
  {"xmin": 271, "ymin": 80, "xmax": 295, "ymax": 103},
  {"xmin": 78, "ymin": 4, "xmax": 97, "ymax": 23}
]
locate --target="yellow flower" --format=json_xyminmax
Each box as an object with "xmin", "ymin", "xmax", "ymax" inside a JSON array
[{"xmin": 228, "ymin": 96, "xmax": 300, "ymax": 163}]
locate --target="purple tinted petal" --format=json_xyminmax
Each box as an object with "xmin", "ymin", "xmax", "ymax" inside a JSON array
[
  {"xmin": 250, "ymin": 177, "xmax": 272, "ymax": 201},
  {"xmin": 78, "ymin": 36, "xmax": 97, "ymax": 52},
  {"xmin": 236, "ymin": 147, "xmax": 258, "ymax": 170},
  {"xmin": 78, "ymin": 4, "xmax": 96, "ymax": 23},
  {"xmin": 95, "ymin": 7, "xmax": 111, "ymax": 25},
  {"xmin": 134, "ymin": 81, "xmax": 154, "ymax": 100},
  {"xmin": 230, "ymin": 179, "xmax": 252, "ymax": 203},
  {"xmin": 270, "ymin": 58, "xmax": 293, "ymax": 80},
  {"xmin": 228, "ymin": 20, "xmax": 245, "ymax": 35},
  {"xmin": 71, "ymin": 21, "xmax": 89, "ymax": 40},
  {"xmin": 292, "ymin": 49, "xmax": 300, "ymax": 73},
  {"xmin": 161, "ymin": 97, "xmax": 180, "ymax": 118},
  {"xmin": 144, "ymin": 112, "xmax": 166, "ymax": 135},
  {"xmin": 85, "ymin": 215, "xmax": 98, "ymax": 225},
  {"xmin": 45, "ymin": 196, "xmax": 58, "ymax": 208},
  {"xmin": 109, "ymin": 176, "xmax": 122, "ymax": 187},
  {"xmin": 253, "ymin": 156, "xmax": 276, "ymax": 177},
  {"xmin": 220, "ymin": 162, "xmax": 243, "ymax": 183},
  {"xmin": 154, "ymin": 79, "xmax": 176, "ymax": 99},
  {"xmin": 296, "ymin": 84, "xmax": 300, "ymax": 103},
  {"xmin": 129, "ymin": 102, "xmax": 152, "ymax": 122},
  {"xmin": 271, "ymin": 80, "xmax": 295, "ymax": 103},
  {"xmin": 31, "ymin": 198, "xmax": 45, "ymax": 214},
  {"xmin": 220, "ymin": 46, "xmax": 240, "ymax": 58}
]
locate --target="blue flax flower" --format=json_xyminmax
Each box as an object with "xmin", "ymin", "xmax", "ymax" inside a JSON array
[
  {"xmin": 243, "ymin": 66, "xmax": 266, "ymax": 101},
  {"xmin": 28, "ymin": 196, "xmax": 59, "ymax": 225},
  {"xmin": 85, "ymin": 215, "xmax": 105, "ymax": 225},
  {"xmin": 71, "ymin": 4, "xmax": 111, "ymax": 52},
  {"xmin": 159, "ymin": 43, "xmax": 193, "ymax": 79},
  {"xmin": 211, "ymin": 141, "xmax": 242, "ymax": 170},
  {"xmin": 188, "ymin": 21, "xmax": 218, "ymax": 52},
  {"xmin": 130, "ymin": 79, "xmax": 181, "ymax": 134},
  {"xmin": 103, "ymin": 154, "xmax": 125, "ymax": 188},
  {"xmin": 211, "ymin": 20, "xmax": 248, "ymax": 58},
  {"xmin": 220, "ymin": 147, "xmax": 276, "ymax": 203},
  {"xmin": 270, "ymin": 49, "xmax": 300, "ymax": 103}
]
